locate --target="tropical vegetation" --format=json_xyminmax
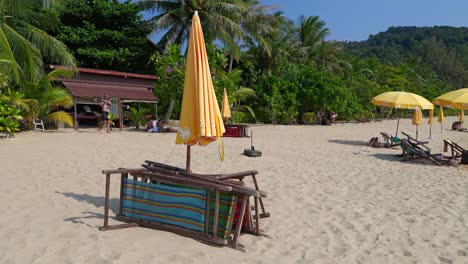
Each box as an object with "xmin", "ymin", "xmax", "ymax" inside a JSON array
[{"xmin": 1, "ymin": 0, "xmax": 466, "ymax": 136}]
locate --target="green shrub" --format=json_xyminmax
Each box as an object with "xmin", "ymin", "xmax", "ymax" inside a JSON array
[{"xmin": 302, "ymin": 112, "xmax": 317, "ymax": 123}]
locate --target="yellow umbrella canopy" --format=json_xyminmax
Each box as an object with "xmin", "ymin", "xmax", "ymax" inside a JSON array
[
  {"xmin": 433, "ymin": 88, "xmax": 468, "ymax": 110},
  {"xmin": 428, "ymin": 109, "xmax": 434, "ymax": 125},
  {"xmin": 371, "ymin": 91, "xmax": 434, "ymax": 110},
  {"xmin": 221, "ymin": 88, "xmax": 231, "ymax": 120},
  {"xmin": 412, "ymin": 108, "xmax": 423, "ymax": 125},
  {"xmin": 438, "ymin": 106, "xmax": 445, "ymax": 123},
  {"xmin": 176, "ymin": 11, "xmax": 225, "ymax": 170},
  {"xmin": 371, "ymin": 91, "xmax": 433, "ymax": 136},
  {"xmin": 412, "ymin": 107, "xmax": 423, "ymax": 139},
  {"xmin": 438, "ymin": 106, "xmax": 444, "ymax": 133},
  {"xmin": 428, "ymin": 109, "xmax": 434, "ymax": 138}
]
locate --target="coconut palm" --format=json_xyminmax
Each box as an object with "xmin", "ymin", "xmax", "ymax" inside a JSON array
[
  {"xmin": 139, "ymin": 0, "xmax": 278, "ymax": 60},
  {"xmin": 0, "ymin": 0, "xmax": 75, "ymax": 85},
  {"xmin": 291, "ymin": 15, "xmax": 343, "ymax": 73},
  {"xmin": 23, "ymin": 68, "xmax": 74, "ymax": 128}
]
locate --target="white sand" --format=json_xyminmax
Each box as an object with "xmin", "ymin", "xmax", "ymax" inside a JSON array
[{"xmin": 0, "ymin": 116, "xmax": 467, "ymax": 264}]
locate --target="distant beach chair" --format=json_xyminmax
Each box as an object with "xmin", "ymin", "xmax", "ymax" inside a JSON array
[
  {"xmin": 33, "ymin": 118, "xmax": 44, "ymax": 131},
  {"xmin": 401, "ymin": 131, "xmax": 429, "ymax": 146},
  {"xmin": 400, "ymin": 139, "xmax": 450, "ymax": 166},
  {"xmin": 380, "ymin": 132, "xmax": 400, "ymax": 148},
  {"xmin": 443, "ymin": 139, "xmax": 465, "ymax": 160}
]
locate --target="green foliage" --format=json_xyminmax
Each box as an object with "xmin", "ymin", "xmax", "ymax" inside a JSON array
[
  {"xmin": 302, "ymin": 112, "xmax": 316, "ymax": 123},
  {"xmin": 0, "ymin": 0, "xmax": 76, "ymax": 85},
  {"xmin": 344, "ymin": 26, "xmax": 468, "ymax": 88},
  {"xmin": 56, "ymin": 0, "xmax": 155, "ymax": 73},
  {"xmin": 0, "ymin": 89, "xmax": 24, "ymax": 136},
  {"xmin": 128, "ymin": 107, "xmax": 149, "ymax": 130},
  {"xmin": 150, "ymin": 44, "xmax": 185, "ymax": 118},
  {"xmin": 22, "ymin": 69, "xmax": 74, "ymax": 127}
]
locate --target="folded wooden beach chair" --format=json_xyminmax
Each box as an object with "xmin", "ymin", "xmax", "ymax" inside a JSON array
[
  {"xmin": 443, "ymin": 139, "xmax": 465, "ymax": 160},
  {"xmin": 99, "ymin": 165, "xmax": 267, "ymax": 250},
  {"xmin": 400, "ymin": 139, "xmax": 450, "ymax": 166},
  {"xmin": 143, "ymin": 160, "xmax": 270, "ymax": 219},
  {"xmin": 380, "ymin": 132, "xmax": 400, "ymax": 148}
]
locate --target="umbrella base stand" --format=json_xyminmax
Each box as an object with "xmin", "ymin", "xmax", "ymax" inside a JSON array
[{"xmin": 244, "ymin": 146, "xmax": 262, "ymax": 157}]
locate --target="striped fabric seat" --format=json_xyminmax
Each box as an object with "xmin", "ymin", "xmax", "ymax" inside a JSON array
[
  {"xmin": 122, "ymin": 179, "xmax": 237, "ymax": 238},
  {"xmin": 208, "ymin": 192, "xmax": 236, "ymax": 239},
  {"xmin": 122, "ymin": 179, "xmax": 208, "ymax": 232}
]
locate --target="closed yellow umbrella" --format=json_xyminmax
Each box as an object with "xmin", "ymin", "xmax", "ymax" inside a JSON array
[
  {"xmin": 371, "ymin": 91, "xmax": 433, "ymax": 136},
  {"xmin": 221, "ymin": 88, "xmax": 231, "ymax": 120},
  {"xmin": 176, "ymin": 11, "xmax": 225, "ymax": 171},
  {"xmin": 433, "ymin": 88, "xmax": 468, "ymax": 110},
  {"xmin": 428, "ymin": 109, "xmax": 434, "ymax": 138},
  {"xmin": 438, "ymin": 106, "xmax": 444, "ymax": 133},
  {"xmin": 412, "ymin": 107, "xmax": 423, "ymax": 140}
]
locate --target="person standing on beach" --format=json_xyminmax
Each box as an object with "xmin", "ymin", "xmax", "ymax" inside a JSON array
[{"xmin": 99, "ymin": 94, "xmax": 112, "ymax": 133}]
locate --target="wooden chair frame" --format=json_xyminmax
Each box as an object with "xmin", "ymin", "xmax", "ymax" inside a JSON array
[
  {"xmin": 99, "ymin": 167, "xmax": 263, "ymax": 250},
  {"xmin": 400, "ymin": 139, "xmax": 450, "ymax": 166},
  {"xmin": 443, "ymin": 139, "xmax": 465, "ymax": 160}
]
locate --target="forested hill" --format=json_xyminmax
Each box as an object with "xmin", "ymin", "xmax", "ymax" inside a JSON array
[{"xmin": 343, "ymin": 26, "xmax": 468, "ymax": 88}]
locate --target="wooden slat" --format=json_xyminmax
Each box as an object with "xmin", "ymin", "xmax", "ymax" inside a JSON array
[
  {"xmin": 103, "ymin": 173, "xmax": 111, "ymax": 228},
  {"xmin": 231, "ymin": 195, "xmax": 248, "ymax": 248},
  {"xmin": 142, "ymin": 164, "xmax": 262, "ymax": 197},
  {"xmin": 116, "ymin": 215, "xmax": 228, "ymax": 246},
  {"xmin": 213, "ymin": 191, "xmax": 220, "ymax": 239},
  {"xmin": 99, "ymin": 223, "xmax": 139, "ymax": 231},
  {"xmin": 132, "ymin": 172, "xmax": 231, "ymax": 192},
  {"xmin": 102, "ymin": 168, "xmax": 147, "ymax": 174},
  {"xmin": 254, "ymin": 197, "xmax": 260, "ymax": 236},
  {"xmin": 204, "ymin": 191, "xmax": 211, "ymax": 234}
]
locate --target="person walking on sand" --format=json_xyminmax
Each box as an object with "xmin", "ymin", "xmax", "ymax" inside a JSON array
[{"xmin": 98, "ymin": 94, "xmax": 112, "ymax": 133}]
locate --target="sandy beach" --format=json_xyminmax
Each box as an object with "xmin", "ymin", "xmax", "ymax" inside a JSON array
[{"xmin": 0, "ymin": 116, "xmax": 467, "ymax": 264}]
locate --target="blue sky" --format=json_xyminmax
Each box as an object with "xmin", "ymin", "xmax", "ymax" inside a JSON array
[{"xmin": 260, "ymin": 0, "xmax": 468, "ymax": 41}]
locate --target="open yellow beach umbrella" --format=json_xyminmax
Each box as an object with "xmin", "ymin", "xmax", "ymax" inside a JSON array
[
  {"xmin": 433, "ymin": 88, "xmax": 468, "ymax": 110},
  {"xmin": 371, "ymin": 91, "xmax": 433, "ymax": 136},
  {"xmin": 412, "ymin": 107, "xmax": 423, "ymax": 139},
  {"xmin": 176, "ymin": 11, "xmax": 225, "ymax": 171},
  {"xmin": 221, "ymin": 88, "xmax": 231, "ymax": 120},
  {"xmin": 438, "ymin": 106, "xmax": 444, "ymax": 132}
]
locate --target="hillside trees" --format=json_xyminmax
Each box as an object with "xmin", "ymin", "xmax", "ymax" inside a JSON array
[{"xmin": 56, "ymin": 0, "xmax": 156, "ymax": 73}]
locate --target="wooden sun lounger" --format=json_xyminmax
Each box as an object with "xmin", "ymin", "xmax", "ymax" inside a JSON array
[
  {"xmin": 380, "ymin": 132, "xmax": 400, "ymax": 148},
  {"xmin": 443, "ymin": 139, "xmax": 465, "ymax": 160},
  {"xmin": 401, "ymin": 131, "xmax": 430, "ymax": 147},
  {"xmin": 99, "ymin": 165, "xmax": 266, "ymax": 250},
  {"xmin": 400, "ymin": 139, "xmax": 450, "ymax": 166}
]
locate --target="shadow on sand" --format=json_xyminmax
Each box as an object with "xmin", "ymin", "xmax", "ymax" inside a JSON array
[
  {"xmin": 328, "ymin": 139, "xmax": 369, "ymax": 147},
  {"xmin": 57, "ymin": 192, "xmax": 120, "ymax": 225}
]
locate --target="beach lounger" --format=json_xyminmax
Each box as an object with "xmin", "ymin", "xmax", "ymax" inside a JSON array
[
  {"xmin": 400, "ymin": 139, "xmax": 450, "ymax": 166},
  {"xmin": 99, "ymin": 167, "xmax": 265, "ymax": 250},
  {"xmin": 401, "ymin": 131, "xmax": 429, "ymax": 146},
  {"xmin": 143, "ymin": 160, "xmax": 270, "ymax": 219},
  {"xmin": 443, "ymin": 139, "xmax": 465, "ymax": 160},
  {"xmin": 380, "ymin": 132, "xmax": 400, "ymax": 148}
]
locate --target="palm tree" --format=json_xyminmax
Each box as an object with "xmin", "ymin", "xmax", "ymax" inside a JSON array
[
  {"xmin": 0, "ymin": 0, "xmax": 75, "ymax": 85},
  {"xmin": 23, "ymin": 69, "xmax": 74, "ymax": 127},
  {"xmin": 291, "ymin": 15, "xmax": 343, "ymax": 73},
  {"xmin": 139, "ymin": 0, "xmax": 278, "ymax": 60}
]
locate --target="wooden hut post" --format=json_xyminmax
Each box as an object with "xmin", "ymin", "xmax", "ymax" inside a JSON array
[
  {"xmin": 73, "ymin": 96, "xmax": 78, "ymax": 130},
  {"xmin": 118, "ymin": 97, "xmax": 123, "ymax": 131}
]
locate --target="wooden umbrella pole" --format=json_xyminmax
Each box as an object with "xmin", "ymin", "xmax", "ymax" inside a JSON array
[
  {"xmin": 416, "ymin": 125, "xmax": 419, "ymax": 140},
  {"xmin": 186, "ymin": 145, "xmax": 191, "ymax": 172}
]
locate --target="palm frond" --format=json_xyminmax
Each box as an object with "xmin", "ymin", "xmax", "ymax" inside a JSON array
[
  {"xmin": 47, "ymin": 111, "xmax": 74, "ymax": 126},
  {"xmin": 15, "ymin": 20, "xmax": 76, "ymax": 68},
  {"xmin": 1, "ymin": 23, "xmax": 43, "ymax": 83}
]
